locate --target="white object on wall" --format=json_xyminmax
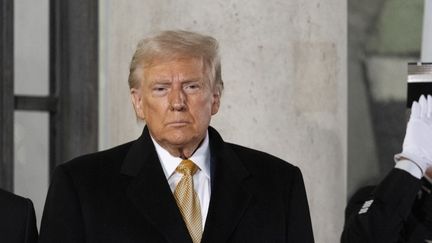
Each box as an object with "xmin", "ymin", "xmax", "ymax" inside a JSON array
[{"xmin": 422, "ymin": 0, "xmax": 432, "ymax": 62}]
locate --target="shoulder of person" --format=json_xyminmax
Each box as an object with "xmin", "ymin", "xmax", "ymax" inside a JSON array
[
  {"xmin": 208, "ymin": 126, "xmax": 299, "ymax": 173},
  {"xmin": 0, "ymin": 188, "xmax": 33, "ymax": 215},
  {"xmin": 226, "ymin": 142, "xmax": 300, "ymax": 174},
  {"xmin": 0, "ymin": 188, "xmax": 29, "ymax": 203},
  {"xmin": 54, "ymin": 140, "xmax": 135, "ymax": 179}
]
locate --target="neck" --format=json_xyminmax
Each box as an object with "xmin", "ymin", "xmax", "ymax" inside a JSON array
[
  {"xmin": 168, "ymin": 143, "xmax": 201, "ymax": 159},
  {"xmin": 155, "ymin": 138, "xmax": 205, "ymax": 159}
]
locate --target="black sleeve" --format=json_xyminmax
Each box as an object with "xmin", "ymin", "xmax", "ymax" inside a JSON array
[
  {"xmin": 285, "ymin": 166, "xmax": 315, "ymax": 243},
  {"xmin": 24, "ymin": 199, "xmax": 38, "ymax": 243},
  {"xmin": 401, "ymin": 180, "xmax": 432, "ymax": 242},
  {"xmin": 39, "ymin": 165, "xmax": 86, "ymax": 243},
  {"xmin": 341, "ymin": 169, "xmax": 422, "ymax": 243}
]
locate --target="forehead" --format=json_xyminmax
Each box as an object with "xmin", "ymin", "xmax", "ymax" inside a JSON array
[{"xmin": 143, "ymin": 57, "xmax": 205, "ymax": 80}]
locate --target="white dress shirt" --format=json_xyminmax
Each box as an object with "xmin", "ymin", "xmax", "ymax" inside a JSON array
[{"xmin": 151, "ymin": 132, "xmax": 211, "ymax": 225}]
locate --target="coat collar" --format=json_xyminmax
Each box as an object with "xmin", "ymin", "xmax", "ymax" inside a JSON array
[
  {"xmin": 121, "ymin": 126, "xmax": 252, "ymax": 243},
  {"xmin": 202, "ymin": 127, "xmax": 252, "ymax": 242},
  {"xmin": 121, "ymin": 127, "xmax": 192, "ymax": 243}
]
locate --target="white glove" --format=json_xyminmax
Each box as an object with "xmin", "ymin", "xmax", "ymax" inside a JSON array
[{"xmin": 395, "ymin": 95, "xmax": 432, "ymax": 174}]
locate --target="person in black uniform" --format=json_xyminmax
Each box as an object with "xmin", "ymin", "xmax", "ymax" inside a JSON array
[
  {"xmin": 341, "ymin": 95, "xmax": 432, "ymax": 242},
  {"xmin": 0, "ymin": 188, "xmax": 38, "ymax": 243}
]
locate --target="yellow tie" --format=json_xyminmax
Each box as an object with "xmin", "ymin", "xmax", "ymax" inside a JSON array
[{"xmin": 174, "ymin": 159, "xmax": 203, "ymax": 243}]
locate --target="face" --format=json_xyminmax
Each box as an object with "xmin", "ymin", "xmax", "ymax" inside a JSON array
[{"xmin": 131, "ymin": 57, "xmax": 220, "ymax": 156}]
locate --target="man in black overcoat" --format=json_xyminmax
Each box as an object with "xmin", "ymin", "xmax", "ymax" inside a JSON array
[{"xmin": 39, "ymin": 30, "xmax": 314, "ymax": 243}]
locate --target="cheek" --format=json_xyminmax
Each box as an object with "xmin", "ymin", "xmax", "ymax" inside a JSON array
[
  {"xmin": 142, "ymin": 97, "xmax": 167, "ymax": 113},
  {"xmin": 140, "ymin": 101, "xmax": 157, "ymax": 121},
  {"xmin": 194, "ymin": 98, "xmax": 215, "ymax": 121}
]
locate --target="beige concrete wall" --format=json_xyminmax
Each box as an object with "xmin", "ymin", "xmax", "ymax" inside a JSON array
[{"xmin": 99, "ymin": 1, "xmax": 347, "ymax": 242}]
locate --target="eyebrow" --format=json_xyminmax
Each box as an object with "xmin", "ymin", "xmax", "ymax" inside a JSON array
[
  {"xmin": 151, "ymin": 80, "xmax": 171, "ymax": 85},
  {"xmin": 182, "ymin": 79, "xmax": 202, "ymax": 84},
  {"xmin": 151, "ymin": 78, "xmax": 203, "ymax": 84}
]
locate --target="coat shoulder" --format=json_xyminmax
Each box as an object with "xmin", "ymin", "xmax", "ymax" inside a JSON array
[
  {"xmin": 0, "ymin": 188, "xmax": 37, "ymax": 241},
  {"xmin": 57, "ymin": 141, "xmax": 134, "ymax": 178},
  {"xmin": 0, "ymin": 188, "xmax": 31, "ymax": 210},
  {"xmin": 226, "ymin": 142, "xmax": 300, "ymax": 174}
]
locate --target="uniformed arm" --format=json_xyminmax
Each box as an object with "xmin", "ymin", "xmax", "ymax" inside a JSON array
[
  {"xmin": 39, "ymin": 165, "xmax": 86, "ymax": 243},
  {"xmin": 342, "ymin": 96, "xmax": 432, "ymax": 243},
  {"xmin": 285, "ymin": 167, "xmax": 315, "ymax": 243},
  {"xmin": 399, "ymin": 178, "xmax": 432, "ymax": 242},
  {"xmin": 341, "ymin": 169, "xmax": 421, "ymax": 243},
  {"xmin": 395, "ymin": 95, "xmax": 432, "ymax": 176}
]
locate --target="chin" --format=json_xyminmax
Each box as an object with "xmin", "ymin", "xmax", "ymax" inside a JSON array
[
  {"xmin": 167, "ymin": 130, "xmax": 201, "ymax": 145},
  {"xmin": 164, "ymin": 130, "xmax": 191, "ymax": 142}
]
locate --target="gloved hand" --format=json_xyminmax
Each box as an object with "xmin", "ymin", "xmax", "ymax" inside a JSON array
[{"xmin": 395, "ymin": 95, "xmax": 432, "ymax": 174}]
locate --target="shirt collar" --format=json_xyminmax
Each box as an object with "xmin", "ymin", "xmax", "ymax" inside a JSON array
[{"xmin": 151, "ymin": 131, "xmax": 211, "ymax": 180}]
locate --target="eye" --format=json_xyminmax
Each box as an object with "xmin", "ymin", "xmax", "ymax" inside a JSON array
[
  {"xmin": 184, "ymin": 82, "xmax": 201, "ymax": 93},
  {"xmin": 152, "ymin": 85, "xmax": 168, "ymax": 96},
  {"xmin": 186, "ymin": 84, "xmax": 198, "ymax": 89}
]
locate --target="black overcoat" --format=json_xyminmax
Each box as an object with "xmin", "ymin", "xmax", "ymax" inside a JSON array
[{"xmin": 39, "ymin": 126, "xmax": 314, "ymax": 242}]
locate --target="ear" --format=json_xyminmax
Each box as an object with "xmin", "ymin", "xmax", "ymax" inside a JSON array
[
  {"xmin": 211, "ymin": 92, "xmax": 221, "ymax": 115},
  {"xmin": 130, "ymin": 88, "xmax": 145, "ymax": 120}
]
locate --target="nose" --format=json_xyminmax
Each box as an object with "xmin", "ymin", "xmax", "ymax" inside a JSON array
[{"xmin": 169, "ymin": 87, "xmax": 186, "ymax": 111}]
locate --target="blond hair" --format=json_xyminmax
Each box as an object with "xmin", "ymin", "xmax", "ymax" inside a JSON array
[{"xmin": 128, "ymin": 30, "xmax": 223, "ymax": 95}]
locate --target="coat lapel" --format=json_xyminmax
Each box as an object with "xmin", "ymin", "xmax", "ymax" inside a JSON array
[
  {"xmin": 120, "ymin": 127, "xmax": 192, "ymax": 243},
  {"xmin": 201, "ymin": 127, "xmax": 253, "ymax": 242}
]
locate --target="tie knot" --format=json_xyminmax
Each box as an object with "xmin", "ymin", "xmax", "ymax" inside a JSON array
[{"xmin": 176, "ymin": 159, "xmax": 198, "ymax": 176}]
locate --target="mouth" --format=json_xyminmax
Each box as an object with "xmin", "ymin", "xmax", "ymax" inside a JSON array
[{"xmin": 166, "ymin": 121, "xmax": 190, "ymax": 127}]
